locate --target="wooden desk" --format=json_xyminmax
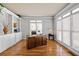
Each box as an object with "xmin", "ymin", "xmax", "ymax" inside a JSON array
[{"xmin": 27, "ymin": 35, "xmax": 47, "ymax": 49}]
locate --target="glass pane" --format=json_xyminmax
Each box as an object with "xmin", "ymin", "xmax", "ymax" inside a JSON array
[
  {"xmin": 30, "ymin": 23, "xmax": 36, "ymax": 31},
  {"xmin": 63, "ymin": 16, "xmax": 70, "ymax": 31},
  {"xmin": 72, "ymin": 13, "xmax": 79, "ymax": 31},
  {"xmin": 72, "ymin": 12, "xmax": 79, "ymax": 51},
  {"xmin": 37, "ymin": 23, "xmax": 42, "ymax": 34},
  {"xmin": 57, "ymin": 31, "xmax": 62, "ymax": 41},
  {"xmin": 63, "ymin": 31, "xmax": 70, "ymax": 46},
  {"xmin": 72, "ymin": 32, "xmax": 79, "ymax": 51},
  {"xmin": 57, "ymin": 21, "xmax": 62, "ymax": 31}
]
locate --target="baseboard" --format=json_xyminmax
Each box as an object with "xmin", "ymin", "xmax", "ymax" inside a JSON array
[{"xmin": 55, "ymin": 39, "xmax": 79, "ymax": 56}]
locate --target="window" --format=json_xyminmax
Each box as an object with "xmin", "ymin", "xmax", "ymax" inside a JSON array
[
  {"xmin": 56, "ymin": 20, "xmax": 62, "ymax": 41},
  {"xmin": 30, "ymin": 20, "xmax": 42, "ymax": 35},
  {"xmin": 56, "ymin": 4, "xmax": 79, "ymax": 53},
  {"xmin": 62, "ymin": 16, "xmax": 70, "ymax": 46},
  {"xmin": 37, "ymin": 23, "xmax": 42, "ymax": 34}
]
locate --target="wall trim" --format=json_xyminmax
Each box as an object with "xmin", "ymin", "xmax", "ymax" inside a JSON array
[{"xmin": 55, "ymin": 39, "xmax": 79, "ymax": 56}]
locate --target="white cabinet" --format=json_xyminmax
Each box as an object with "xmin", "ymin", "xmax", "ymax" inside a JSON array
[
  {"xmin": 0, "ymin": 6, "xmax": 22, "ymax": 53},
  {"xmin": 0, "ymin": 32, "xmax": 22, "ymax": 53},
  {"xmin": 15, "ymin": 32, "xmax": 22, "ymax": 43}
]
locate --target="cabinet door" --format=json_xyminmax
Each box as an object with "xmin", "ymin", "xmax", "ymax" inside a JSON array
[
  {"xmin": 19, "ymin": 32, "xmax": 22, "ymax": 40},
  {"xmin": 0, "ymin": 36, "xmax": 3, "ymax": 53},
  {"xmin": 15, "ymin": 34, "xmax": 18, "ymax": 42},
  {"xmin": 3, "ymin": 35, "xmax": 10, "ymax": 50},
  {"xmin": 15, "ymin": 33, "xmax": 20, "ymax": 42},
  {"xmin": 0, "ymin": 35, "xmax": 12, "ymax": 53},
  {"xmin": 20, "ymin": 33, "xmax": 22, "ymax": 40},
  {"xmin": 17, "ymin": 33, "xmax": 20, "ymax": 42},
  {"xmin": 11, "ymin": 34, "xmax": 16, "ymax": 45}
]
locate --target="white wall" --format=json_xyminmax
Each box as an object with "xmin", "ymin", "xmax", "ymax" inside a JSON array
[
  {"xmin": 21, "ymin": 16, "xmax": 54, "ymax": 39},
  {"xmin": 21, "ymin": 18, "xmax": 29, "ymax": 38}
]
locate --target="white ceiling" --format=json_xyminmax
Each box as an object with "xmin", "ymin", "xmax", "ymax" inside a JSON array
[{"xmin": 2, "ymin": 3, "xmax": 67, "ymax": 16}]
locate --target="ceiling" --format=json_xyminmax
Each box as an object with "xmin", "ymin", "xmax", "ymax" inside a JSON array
[{"xmin": 2, "ymin": 3, "xmax": 67, "ymax": 16}]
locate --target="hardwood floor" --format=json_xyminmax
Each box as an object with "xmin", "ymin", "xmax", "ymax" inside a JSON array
[{"xmin": 0, "ymin": 39, "xmax": 74, "ymax": 56}]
